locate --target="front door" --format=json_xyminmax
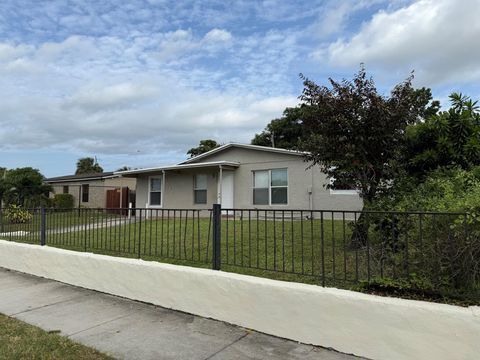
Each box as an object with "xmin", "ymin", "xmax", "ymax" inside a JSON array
[{"xmin": 221, "ymin": 171, "xmax": 234, "ymax": 208}]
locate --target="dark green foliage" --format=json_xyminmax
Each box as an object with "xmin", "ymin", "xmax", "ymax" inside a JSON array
[
  {"xmin": 187, "ymin": 139, "xmax": 220, "ymax": 158},
  {"xmin": 404, "ymin": 93, "xmax": 480, "ymax": 178},
  {"xmin": 75, "ymin": 157, "xmax": 103, "ymax": 175},
  {"xmin": 299, "ymin": 66, "xmax": 436, "ymax": 204},
  {"xmin": 1, "ymin": 168, "xmax": 52, "ymax": 207},
  {"xmin": 251, "ymin": 107, "xmax": 304, "ymax": 149},
  {"xmin": 53, "ymin": 194, "xmax": 75, "ymax": 209}
]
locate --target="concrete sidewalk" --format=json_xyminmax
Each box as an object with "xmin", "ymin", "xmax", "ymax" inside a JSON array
[{"xmin": 0, "ymin": 268, "xmax": 362, "ymax": 360}]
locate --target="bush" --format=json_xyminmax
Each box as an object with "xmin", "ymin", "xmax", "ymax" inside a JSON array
[
  {"xmin": 4, "ymin": 205, "xmax": 33, "ymax": 224},
  {"xmin": 53, "ymin": 194, "xmax": 75, "ymax": 210},
  {"xmin": 369, "ymin": 167, "xmax": 480, "ymax": 296}
]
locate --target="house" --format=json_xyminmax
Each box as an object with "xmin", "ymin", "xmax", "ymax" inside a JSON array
[
  {"xmin": 45, "ymin": 172, "xmax": 136, "ymax": 209},
  {"xmin": 117, "ymin": 143, "xmax": 362, "ymax": 211}
]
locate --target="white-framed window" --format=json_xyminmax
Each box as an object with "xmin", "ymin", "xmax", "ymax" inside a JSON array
[
  {"xmin": 329, "ymin": 177, "xmax": 359, "ymax": 195},
  {"xmin": 194, "ymin": 174, "xmax": 207, "ymax": 204},
  {"xmin": 149, "ymin": 177, "xmax": 162, "ymax": 206},
  {"xmin": 253, "ymin": 168, "xmax": 288, "ymax": 205}
]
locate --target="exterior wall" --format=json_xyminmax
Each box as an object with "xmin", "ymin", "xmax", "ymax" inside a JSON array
[
  {"xmin": 50, "ymin": 177, "xmax": 136, "ymax": 208},
  {"xmin": 135, "ymin": 168, "xmax": 218, "ymax": 209},
  {"xmin": 192, "ymin": 147, "xmax": 363, "ymax": 211},
  {"xmin": 1, "ymin": 240, "xmax": 479, "ymax": 360}
]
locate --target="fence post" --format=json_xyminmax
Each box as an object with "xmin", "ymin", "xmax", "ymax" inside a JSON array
[
  {"xmin": 212, "ymin": 203, "xmax": 221, "ymax": 270},
  {"xmin": 40, "ymin": 207, "xmax": 46, "ymax": 246}
]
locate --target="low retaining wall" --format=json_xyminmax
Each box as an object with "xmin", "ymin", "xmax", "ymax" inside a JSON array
[{"xmin": 0, "ymin": 240, "xmax": 478, "ymax": 360}]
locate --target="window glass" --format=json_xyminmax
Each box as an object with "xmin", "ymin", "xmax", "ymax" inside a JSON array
[
  {"xmin": 271, "ymin": 169, "xmax": 288, "ymax": 187},
  {"xmin": 150, "ymin": 178, "xmax": 162, "ymax": 192},
  {"xmin": 194, "ymin": 174, "xmax": 207, "ymax": 190},
  {"xmin": 194, "ymin": 190, "xmax": 207, "ymax": 204},
  {"xmin": 150, "ymin": 192, "xmax": 161, "ymax": 205},
  {"xmin": 253, "ymin": 170, "xmax": 269, "ymax": 188},
  {"xmin": 271, "ymin": 187, "xmax": 287, "ymax": 204},
  {"xmin": 81, "ymin": 184, "xmax": 89, "ymax": 203},
  {"xmin": 63, "ymin": 186, "xmax": 69, "ymax": 194},
  {"xmin": 253, "ymin": 188, "xmax": 269, "ymax": 205}
]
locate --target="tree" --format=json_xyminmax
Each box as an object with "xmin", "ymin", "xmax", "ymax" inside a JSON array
[
  {"xmin": 2, "ymin": 167, "xmax": 51, "ymax": 207},
  {"xmin": 116, "ymin": 166, "xmax": 132, "ymax": 172},
  {"xmin": 251, "ymin": 107, "xmax": 304, "ymax": 149},
  {"xmin": 0, "ymin": 167, "xmax": 6, "ymax": 204},
  {"xmin": 299, "ymin": 66, "xmax": 437, "ymax": 206},
  {"xmin": 187, "ymin": 140, "xmax": 220, "ymax": 158},
  {"xmin": 75, "ymin": 157, "xmax": 103, "ymax": 175},
  {"xmin": 404, "ymin": 93, "xmax": 480, "ymax": 178}
]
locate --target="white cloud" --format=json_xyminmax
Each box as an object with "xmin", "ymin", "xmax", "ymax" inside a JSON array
[
  {"xmin": 318, "ymin": 0, "xmax": 480, "ymax": 85},
  {"xmin": 203, "ymin": 28, "xmax": 232, "ymax": 43}
]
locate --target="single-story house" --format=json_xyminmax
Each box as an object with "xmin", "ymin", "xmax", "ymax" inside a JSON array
[
  {"xmin": 117, "ymin": 143, "xmax": 362, "ymax": 211},
  {"xmin": 45, "ymin": 172, "xmax": 136, "ymax": 209}
]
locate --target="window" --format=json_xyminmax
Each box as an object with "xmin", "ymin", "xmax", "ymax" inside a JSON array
[
  {"xmin": 329, "ymin": 177, "xmax": 359, "ymax": 195},
  {"xmin": 63, "ymin": 185, "xmax": 69, "ymax": 194},
  {"xmin": 149, "ymin": 177, "xmax": 162, "ymax": 206},
  {"xmin": 194, "ymin": 174, "xmax": 207, "ymax": 204},
  {"xmin": 81, "ymin": 184, "xmax": 89, "ymax": 203},
  {"xmin": 253, "ymin": 169, "xmax": 288, "ymax": 205}
]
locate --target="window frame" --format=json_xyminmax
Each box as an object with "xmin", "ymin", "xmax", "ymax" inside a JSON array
[
  {"xmin": 193, "ymin": 174, "xmax": 208, "ymax": 205},
  {"xmin": 148, "ymin": 176, "xmax": 163, "ymax": 207},
  {"xmin": 63, "ymin": 185, "xmax": 69, "ymax": 194},
  {"xmin": 252, "ymin": 168, "xmax": 288, "ymax": 206},
  {"xmin": 81, "ymin": 184, "xmax": 89, "ymax": 203}
]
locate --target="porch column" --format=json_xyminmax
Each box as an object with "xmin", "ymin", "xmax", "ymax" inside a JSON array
[{"xmin": 217, "ymin": 165, "xmax": 223, "ymax": 204}]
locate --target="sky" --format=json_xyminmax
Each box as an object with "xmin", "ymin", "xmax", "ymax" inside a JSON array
[{"xmin": 0, "ymin": 0, "xmax": 479, "ymax": 177}]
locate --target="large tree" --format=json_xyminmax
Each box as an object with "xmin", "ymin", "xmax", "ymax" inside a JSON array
[
  {"xmin": 251, "ymin": 107, "xmax": 304, "ymax": 149},
  {"xmin": 75, "ymin": 157, "xmax": 104, "ymax": 175},
  {"xmin": 299, "ymin": 66, "xmax": 437, "ymax": 205},
  {"xmin": 404, "ymin": 93, "xmax": 480, "ymax": 178},
  {"xmin": 2, "ymin": 167, "xmax": 51, "ymax": 207},
  {"xmin": 187, "ymin": 139, "xmax": 220, "ymax": 158}
]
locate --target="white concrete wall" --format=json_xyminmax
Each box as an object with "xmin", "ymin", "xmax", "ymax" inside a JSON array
[{"xmin": 0, "ymin": 240, "xmax": 478, "ymax": 360}]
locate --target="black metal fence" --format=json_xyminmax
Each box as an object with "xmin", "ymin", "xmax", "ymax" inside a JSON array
[{"xmin": 1, "ymin": 205, "xmax": 478, "ymax": 295}]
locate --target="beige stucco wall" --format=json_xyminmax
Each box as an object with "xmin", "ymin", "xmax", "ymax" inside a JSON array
[
  {"xmin": 50, "ymin": 177, "xmax": 136, "ymax": 208},
  {"xmin": 194, "ymin": 147, "xmax": 363, "ymax": 211},
  {"xmin": 133, "ymin": 147, "xmax": 362, "ymax": 211},
  {"xmin": 135, "ymin": 168, "xmax": 218, "ymax": 209}
]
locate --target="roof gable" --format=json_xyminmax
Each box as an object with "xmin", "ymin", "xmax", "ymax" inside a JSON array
[{"xmin": 179, "ymin": 143, "xmax": 306, "ymax": 164}]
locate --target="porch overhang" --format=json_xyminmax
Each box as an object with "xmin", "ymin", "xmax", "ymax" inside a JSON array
[{"xmin": 115, "ymin": 160, "xmax": 240, "ymax": 177}]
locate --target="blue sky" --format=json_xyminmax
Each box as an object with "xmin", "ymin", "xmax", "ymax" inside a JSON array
[{"xmin": 0, "ymin": 0, "xmax": 479, "ymax": 177}]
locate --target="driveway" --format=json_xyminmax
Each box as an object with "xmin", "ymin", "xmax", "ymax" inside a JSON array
[{"xmin": 0, "ymin": 268, "xmax": 363, "ymax": 360}]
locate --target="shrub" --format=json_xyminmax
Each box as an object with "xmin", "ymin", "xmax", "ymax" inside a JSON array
[
  {"xmin": 4, "ymin": 205, "xmax": 33, "ymax": 224},
  {"xmin": 53, "ymin": 194, "xmax": 75, "ymax": 210}
]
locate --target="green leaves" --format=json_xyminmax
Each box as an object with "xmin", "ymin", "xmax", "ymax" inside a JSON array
[
  {"xmin": 75, "ymin": 157, "xmax": 104, "ymax": 175},
  {"xmin": 299, "ymin": 66, "xmax": 433, "ymax": 203}
]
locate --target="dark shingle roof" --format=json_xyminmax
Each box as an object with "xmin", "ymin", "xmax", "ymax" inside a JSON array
[{"xmin": 45, "ymin": 172, "xmax": 116, "ymax": 183}]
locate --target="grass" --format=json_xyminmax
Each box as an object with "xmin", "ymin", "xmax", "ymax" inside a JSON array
[
  {"xmin": 3, "ymin": 210, "xmax": 478, "ymax": 304},
  {"xmin": 0, "ymin": 313, "xmax": 113, "ymax": 359}
]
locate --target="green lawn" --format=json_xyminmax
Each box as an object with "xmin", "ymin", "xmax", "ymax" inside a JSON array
[
  {"xmin": 0, "ymin": 313, "xmax": 112, "ymax": 359},
  {"xmin": 36, "ymin": 212, "xmax": 403, "ymax": 287},
  {"xmin": 2, "ymin": 210, "xmax": 477, "ymax": 303}
]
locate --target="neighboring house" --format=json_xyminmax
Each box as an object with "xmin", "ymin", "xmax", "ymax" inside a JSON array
[
  {"xmin": 117, "ymin": 143, "xmax": 362, "ymax": 211},
  {"xmin": 45, "ymin": 172, "xmax": 136, "ymax": 209}
]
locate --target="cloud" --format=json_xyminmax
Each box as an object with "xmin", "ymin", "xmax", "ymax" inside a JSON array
[
  {"xmin": 317, "ymin": 0, "xmax": 480, "ymax": 86},
  {"xmin": 203, "ymin": 28, "xmax": 232, "ymax": 43}
]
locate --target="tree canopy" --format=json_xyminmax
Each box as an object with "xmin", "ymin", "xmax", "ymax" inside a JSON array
[
  {"xmin": 1, "ymin": 167, "xmax": 51, "ymax": 207},
  {"xmin": 75, "ymin": 157, "xmax": 104, "ymax": 175},
  {"xmin": 187, "ymin": 139, "xmax": 220, "ymax": 158},
  {"xmin": 404, "ymin": 92, "xmax": 480, "ymax": 178},
  {"xmin": 251, "ymin": 107, "xmax": 304, "ymax": 150},
  {"xmin": 299, "ymin": 66, "xmax": 437, "ymax": 204}
]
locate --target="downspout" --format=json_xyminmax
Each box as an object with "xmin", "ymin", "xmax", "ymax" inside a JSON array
[{"xmin": 217, "ymin": 165, "xmax": 223, "ymax": 205}]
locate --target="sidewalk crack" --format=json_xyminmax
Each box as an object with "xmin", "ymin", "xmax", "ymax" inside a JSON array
[{"xmin": 203, "ymin": 332, "xmax": 249, "ymax": 360}]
